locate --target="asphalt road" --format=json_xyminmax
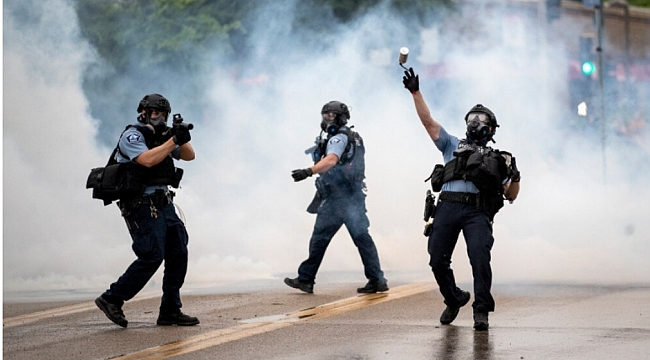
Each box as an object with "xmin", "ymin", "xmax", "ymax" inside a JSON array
[{"xmin": 3, "ymin": 281, "xmax": 650, "ymax": 360}]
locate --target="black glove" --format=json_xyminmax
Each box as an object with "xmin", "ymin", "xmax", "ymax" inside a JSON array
[
  {"xmin": 173, "ymin": 125, "xmax": 191, "ymax": 146},
  {"xmin": 402, "ymin": 67, "xmax": 419, "ymax": 93},
  {"xmin": 510, "ymin": 157, "xmax": 521, "ymax": 182},
  {"xmin": 291, "ymin": 168, "xmax": 313, "ymax": 182}
]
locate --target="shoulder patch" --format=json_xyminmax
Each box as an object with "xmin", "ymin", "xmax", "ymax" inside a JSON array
[
  {"xmin": 329, "ymin": 138, "xmax": 341, "ymax": 145},
  {"xmin": 126, "ymin": 133, "xmax": 141, "ymax": 143}
]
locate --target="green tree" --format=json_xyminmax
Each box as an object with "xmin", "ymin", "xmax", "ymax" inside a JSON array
[
  {"xmin": 311, "ymin": 0, "xmax": 453, "ymax": 23},
  {"xmin": 75, "ymin": 0, "xmax": 254, "ymax": 73},
  {"xmin": 627, "ymin": 0, "xmax": 650, "ymax": 7}
]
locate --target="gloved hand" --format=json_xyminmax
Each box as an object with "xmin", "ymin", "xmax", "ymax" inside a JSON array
[
  {"xmin": 510, "ymin": 157, "xmax": 521, "ymax": 182},
  {"xmin": 291, "ymin": 168, "xmax": 313, "ymax": 182},
  {"xmin": 173, "ymin": 125, "xmax": 191, "ymax": 146},
  {"xmin": 402, "ymin": 67, "xmax": 419, "ymax": 93}
]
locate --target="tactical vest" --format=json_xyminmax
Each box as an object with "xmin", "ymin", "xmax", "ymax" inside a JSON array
[
  {"xmin": 120, "ymin": 125, "xmax": 183, "ymax": 189},
  {"xmin": 315, "ymin": 128, "xmax": 366, "ymax": 198},
  {"xmin": 428, "ymin": 140, "xmax": 509, "ymax": 218}
]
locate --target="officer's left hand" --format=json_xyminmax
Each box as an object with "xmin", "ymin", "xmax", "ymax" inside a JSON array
[
  {"xmin": 510, "ymin": 157, "xmax": 521, "ymax": 182},
  {"xmin": 291, "ymin": 168, "xmax": 313, "ymax": 182},
  {"xmin": 173, "ymin": 126, "xmax": 191, "ymax": 146}
]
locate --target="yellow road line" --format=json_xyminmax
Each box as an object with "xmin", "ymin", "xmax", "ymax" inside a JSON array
[
  {"xmin": 3, "ymin": 302, "xmax": 98, "ymax": 328},
  {"xmin": 3, "ymin": 294, "xmax": 158, "ymax": 328},
  {"xmin": 115, "ymin": 282, "xmax": 435, "ymax": 360}
]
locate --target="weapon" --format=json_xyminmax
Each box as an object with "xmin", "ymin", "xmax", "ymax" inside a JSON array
[
  {"xmin": 423, "ymin": 190, "xmax": 436, "ymax": 222},
  {"xmin": 423, "ymin": 190, "xmax": 436, "ymax": 237},
  {"xmin": 172, "ymin": 114, "xmax": 194, "ymax": 131},
  {"xmin": 305, "ymin": 134, "xmax": 327, "ymax": 163}
]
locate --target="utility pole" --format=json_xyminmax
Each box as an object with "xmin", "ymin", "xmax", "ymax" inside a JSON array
[
  {"xmin": 595, "ymin": 0, "xmax": 606, "ymax": 183},
  {"xmin": 539, "ymin": 0, "xmax": 549, "ymax": 134}
]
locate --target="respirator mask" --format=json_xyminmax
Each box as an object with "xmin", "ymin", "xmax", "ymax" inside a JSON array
[
  {"xmin": 148, "ymin": 112, "xmax": 169, "ymax": 134},
  {"xmin": 320, "ymin": 112, "xmax": 340, "ymax": 135},
  {"xmin": 465, "ymin": 112, "xmax": 491, "ymax": 142}
]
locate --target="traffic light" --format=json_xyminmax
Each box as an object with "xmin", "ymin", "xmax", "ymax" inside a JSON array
[
  {"xmin": 581, "ymin": 61, "xmax": 596, "ymax": 76},
  {"xmin": 579, "ymin": 35, "xmax": 596, "ymax": 77}
]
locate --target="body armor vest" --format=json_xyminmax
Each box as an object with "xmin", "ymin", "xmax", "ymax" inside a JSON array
[
  {"xmin": 315, "ymin": 128, "xmax": 366, "ymax": 198},
  {"xmin": 125, "ymin": 125, "xmax": 183, "ymax": 188},
  {"xmin": 428, "ymin": 140, "xmax": 509, "ymax": 218}
]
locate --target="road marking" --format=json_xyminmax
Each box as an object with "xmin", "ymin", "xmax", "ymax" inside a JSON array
[
  {"xmin": 115, "ymin": 282, "xmax": 435, "ymax": 360},
  {"xmin": 3, "ymin": 302, "xmax": 99, "ymax": 328},
  {"xmin": 3, "ymin": 294, "xmax": 158, "ymax": 328}
]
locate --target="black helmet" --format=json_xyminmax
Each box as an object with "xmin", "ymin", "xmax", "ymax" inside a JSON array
[
  {"xmin": 321, "ymin": 101, "xmax": 350, "ymax": 123},
  {"xmin": 320, "ymin": 101, "xmax": 350, "ymax": 135},
  {"xmin": 137, "ymin": 93, "xmax": 171, "ymax": 114},
  {"xmin": 464, "ymin": 104, "xmax": 499, "ymax": 142}
]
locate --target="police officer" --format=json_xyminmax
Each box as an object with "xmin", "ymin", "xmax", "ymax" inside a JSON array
[
  {"xmin": 402, "ymin": 69, "xmax": 520, "ymax": 330},
  {"xmin": 284, "ymin": 101, "xmax": 389, "ymax": 294},
  {"xmin": 95, "ymin": 94, "xmax": 199, "ymax": 328}
]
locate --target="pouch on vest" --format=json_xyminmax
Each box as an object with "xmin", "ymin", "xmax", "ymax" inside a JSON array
[
  {"xmin": 426, "ymin": 164, "xmax": 445, "ymax": 192},
  {"xmin": 468, "ymin": 152, "xmax": 506, "ymax": 193},
  {"xmin": 86, "ymin": 125, "xmax": 145, "ymax": 206},
  {"xmin": 86, "ymin": 162, "xmax": 145, "ymax": 205}
]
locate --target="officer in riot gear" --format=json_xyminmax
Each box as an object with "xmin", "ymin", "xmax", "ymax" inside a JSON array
[
  {"xmin": 95, "ymin": 93, "xmax": 200, "ymax": 328},
  {"xmin": 402, "ymin": 68, "xmax": 520, "ymax": 331},
  {"xmin": 285, "ymin": 101, "xmax": 389, "ymax": 294}
]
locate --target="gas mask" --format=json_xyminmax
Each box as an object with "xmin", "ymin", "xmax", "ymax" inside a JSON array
[
  {"xmin": 465, "ymin": 112, "xmax": 491, "ymax": 143},
  {"xmin": 320, "ymin": 112, "xmax": 340, "ymax": 135},
  {"xmin": 148, "ymin": 112, "xmax": 169, "ymax": 134}
]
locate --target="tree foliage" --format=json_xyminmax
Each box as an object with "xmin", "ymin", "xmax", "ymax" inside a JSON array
[
  {"xmin": 75, "ymin": 0, "xmax": 453, "ymax": 73},
  {"xmin": 310, "ymin": 0, "xmax": 453, "ymax": 23},
  {"xmin": 627, "ymin": 0, "xmax": 650, "ymax": 7},
  {"xmin": 75, "ymin": 0, "xmax": 254, "ymax": 73},
  {"xmin": 73, "ymin": 0, "xmax": 454, "ymax": 143}
]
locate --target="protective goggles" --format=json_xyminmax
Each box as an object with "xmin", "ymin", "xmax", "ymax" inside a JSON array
[
  {"xmin": 466, "ymin": 112, "xmax": 489, "ymax": 123},
  {"xmin": 322, "ymin": 112, "xmax": 337, "ymax": 121}
]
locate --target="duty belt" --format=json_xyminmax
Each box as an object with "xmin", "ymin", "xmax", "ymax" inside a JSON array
[
  {"xmin": 142, "ymin": 190, "xmax": 174, "ymax": 208},
  {"xmin": 439, "ymin": 191, "xmax": 478, "ymax": 206}
]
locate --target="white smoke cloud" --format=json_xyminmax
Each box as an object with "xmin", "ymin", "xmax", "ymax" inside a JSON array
[{"xmin": 4, "ymin": 0, "xmax": 649, "ymax": 302}]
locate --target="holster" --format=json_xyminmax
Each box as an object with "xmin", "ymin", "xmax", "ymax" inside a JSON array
[
  {"xmin": 117, "ymin": 197, "xmax": 142, "ymax": 217},
  {"xmin": 423, "ymin": 190, "xmax": 437, "ymax": 222},
  {"xmin": 423, "ymin": 190, "xmax": 437, "ymax": 237},
  {"xmin": 306, "ymin": 191, "xmax": 322, "ymax": 214}
]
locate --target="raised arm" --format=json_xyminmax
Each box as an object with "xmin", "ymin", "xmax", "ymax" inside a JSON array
[
  {"xmin": 403, "ymin": 68, "xmax": 442, "ymax": 141},
  {"xmin": 412, "ymin": 91, "xmax": 442, "ymax": 141}
]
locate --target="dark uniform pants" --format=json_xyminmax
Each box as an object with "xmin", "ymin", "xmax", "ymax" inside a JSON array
[
  {"xmin": 102, "ymin": 200, "xmax": 189, "ymax": 314},
  {"xmin": 428, "ymin": 200, "xmax": 495, "ymax": 313},
  {"xmin": 297, "ymin": 195, "xmax": 385, "ymax": 285}
]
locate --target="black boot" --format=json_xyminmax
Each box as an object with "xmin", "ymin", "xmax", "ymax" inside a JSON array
[
  {"xmin": 157, "ymin": 312, "xmax": 200, "ymax": 326},
  {"xmin": 284, "ymin": 277, "xmax": 314, "ymax": 293},
  {"xmin": 357, "ymin": 281, "xmax": 389, "ymax": 294},
  {"xmin": 439, "ymin": 290, "xmax": 470, "ymax": 325},
  {"xmin": 473, "ymin": 312, "xmax": 489, "ymax": 331},
  {"xmin": 95, "ymin": 296, "xmax": 128, "ymax": 328}
]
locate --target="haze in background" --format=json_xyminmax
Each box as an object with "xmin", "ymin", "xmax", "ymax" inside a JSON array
[{"xmin": 4, "ymin": 0, "xmax": 649, "ymax": 301}]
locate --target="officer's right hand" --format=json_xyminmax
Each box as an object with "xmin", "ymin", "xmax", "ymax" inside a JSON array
[
  {"xmin": 291, "ymin": 168, "xmax": 313, "ymax": 182},
  {"xmin": 173, "ymin": 126, "xmax": 191, "ymax": 146},
  {"xmin": 402, "ymin": 67, "xmax": 419, "ymax": 93}
]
